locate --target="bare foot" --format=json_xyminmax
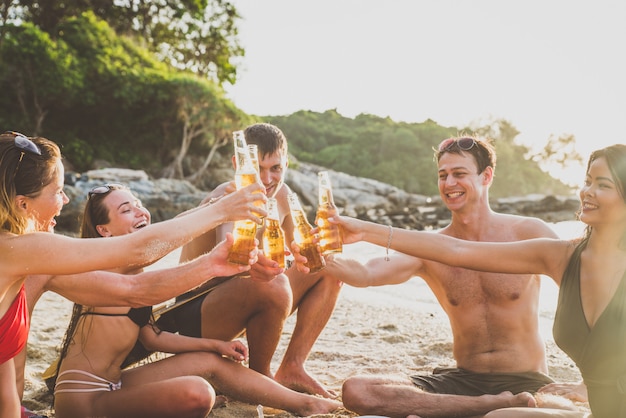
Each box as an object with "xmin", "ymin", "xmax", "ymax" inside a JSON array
[
  {"xmin": 275, "ymin": 364, "xmax": 337, "ymax": 398},
  {"xmin": 213, "ymin": 395, "xmax": 229, "ymax": 408},
  {"xmin": 296, "ymin": 397, "xmax": 343, "ymax": 417}
]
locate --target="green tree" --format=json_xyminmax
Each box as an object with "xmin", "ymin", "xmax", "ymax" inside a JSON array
[
  {"xmin": 162, "ymin": 74, "xmax": 249, "ymax": 180},
  {"xmin": 3, "ymin": 0, "xmax": 243, "ymax": 84},
  {"xmin": 0, "ymin": 12, "xmax": 247, "ymax": 175},
  {"xmin": 0, "ymin": 22, "xmax": 83, "ymax": 134}
]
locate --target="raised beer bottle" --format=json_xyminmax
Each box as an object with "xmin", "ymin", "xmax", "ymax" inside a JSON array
[
  {"xmin": 228, "ymin": 130, "xmax": 259, "ymax": 265},
  {"xmin": 262, "ymin": 197, "xmax": 286, "ymax": 268},
  {"xmin": 315, "ymin": 171, "xmax": 343, "ymax": 254},
  {"xmin": 287, "ymin": 192, "xmax": 325, "ymax": 273}
]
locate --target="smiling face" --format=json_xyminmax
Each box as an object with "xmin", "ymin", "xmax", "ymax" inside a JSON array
[
  {"xmin": 258, "ymin": 151, "xmax": 288, "ymax": 198},
  {"xmin": 437, "ymin": 151, "xmax": 493, "ymax": 212},
  {"xmin": 23, "ymin": 160, "xmax": 69, "ymax": 232},
  {"xmin": 579, "ymin": 156, "xmax": 626, "ymax": 229},
  {"xmin": 95, "ymin": 189, "xmax": 151, "ymax": 237}
]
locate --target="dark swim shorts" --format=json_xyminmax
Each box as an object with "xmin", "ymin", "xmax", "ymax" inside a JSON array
[
  {"xmin": 410, "ymin": 367, "xmax": 554, "ymax": 396},
  {"xmin": 155, "ymin": 276, "xmax": 232, "ymax": 338},
  {"xmin": 156, "ymin": 294, "xmax": 205, "ymax": 338}
]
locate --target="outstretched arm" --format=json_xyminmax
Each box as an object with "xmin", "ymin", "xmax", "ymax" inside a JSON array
[
  {"xmin": 44, "ymin": 234, "xmax": 258, "ymax": 308},
  {"xmin": 3, "ymin": 183, "xmax": 266, "ymax": 278},
  {"xmin": 334, "ymin": 215, "xmax": 571, "ymax": 280}
]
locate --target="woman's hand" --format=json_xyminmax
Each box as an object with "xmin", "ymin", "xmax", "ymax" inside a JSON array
[
  {"xmin": 329, "ymin": 215, "xmax": 365, "ymax": 245},
  {"xmin": 213, "ymin": 339, "xmax": 249, "ymax": 362},
  {"xmin": 538, "ymin": 381, "xmax": 588, "ymax": 402},
  {"xmin": 205, "ymin": 233, "xmax": 259, "ymax": 276},
  {"xmin": 212, "ymin": 182, "xmax": 267, "ymax": 224}
]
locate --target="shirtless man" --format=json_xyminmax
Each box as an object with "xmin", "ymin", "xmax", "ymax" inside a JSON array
[
  {"xmin": 164, "ymin": 122, "xmax": 342, "ymax": 398},
  {"xmin": 328, "ymin": 136, "xmax": 582, "ymax": 417}
]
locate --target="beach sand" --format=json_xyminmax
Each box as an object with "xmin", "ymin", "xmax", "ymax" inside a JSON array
[{"xmin": 24, "ymin": 222, "xmax": 590, "ymax": 417}]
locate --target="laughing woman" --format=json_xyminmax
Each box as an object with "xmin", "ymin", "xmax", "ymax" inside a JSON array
[
  {"xmin": 333, "ymin": 144, "xmax": 626, "ymax": 418},
  {"xmin": 53, "ymin": 184, "xmax": 341, "ymax": 418},
  {"xmin": 0, "ymin": 131, "xmax": 265, "ymax": 417}
]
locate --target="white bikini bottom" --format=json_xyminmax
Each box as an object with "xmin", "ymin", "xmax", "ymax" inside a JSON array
[{"xmin": 54, "ymin": 369, "xmax": 122, "ymax": 394}]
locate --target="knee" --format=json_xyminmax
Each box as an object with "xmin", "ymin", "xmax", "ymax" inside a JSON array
[
  {"xmin": 342, "ymin": 376, "xmax": 371, "ymax": 412},
  {"xmin": 263, "ymin": 273, "xmax": 293, "ymax": 311},
  {"xmin": 179, "ymin": 376, "xmax": 215, "ymax": 417},
  {"xmin": 319, "ymin": 270, "xmax": 343, "ymax": 295}
]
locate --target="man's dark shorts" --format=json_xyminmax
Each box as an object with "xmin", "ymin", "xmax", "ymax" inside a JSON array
[
  {"xmin": 410, "ymin": 367, "xmax": 554, "ymax": 395},
  {"xmin": 155, "ymin": 276, "xmax": 233, "ymax": 338}
]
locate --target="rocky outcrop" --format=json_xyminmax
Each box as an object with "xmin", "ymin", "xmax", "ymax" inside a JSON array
[{"xmin": 56, "ymin": 164, "xmax": 580, "ymax": 234}]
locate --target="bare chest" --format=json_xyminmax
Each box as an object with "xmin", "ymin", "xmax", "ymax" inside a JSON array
[{"xmin": 425, "ymin": 262, "xmax": 538, "ymax": 308}]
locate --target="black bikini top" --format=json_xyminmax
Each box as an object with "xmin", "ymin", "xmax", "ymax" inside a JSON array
[{"xmin": 80, "ymin": 306, "xmax": 152, "ymax": 328}]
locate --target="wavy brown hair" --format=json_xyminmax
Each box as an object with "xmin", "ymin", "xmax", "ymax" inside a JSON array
[{"xmin": 0, "ymin": 132, "xmax": 62, "ymax": 234}]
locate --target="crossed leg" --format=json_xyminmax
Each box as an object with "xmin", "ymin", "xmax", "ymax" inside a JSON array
[{"xmin": 342, "ymin": 374, "xmax": 537, "ymax": 418}]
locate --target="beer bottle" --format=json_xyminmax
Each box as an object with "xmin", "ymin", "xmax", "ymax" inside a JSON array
[
  {"xmin": 262, "ymin": 197, "xmax": 286, "ymax": 268},
  {"xmin": 248, "ymin": 144, "xmax": 260, "ymax": 173},
  {"xmin": 228, "ymin": 131, "xmax": 259, "ymax": 265},
  {"xmin": 287, "ymin": 192, "xmax": 325, "ymax": 273},
  {"xmin": 315, "ymin": 171, "xmax": 343, "ymax": 254}
]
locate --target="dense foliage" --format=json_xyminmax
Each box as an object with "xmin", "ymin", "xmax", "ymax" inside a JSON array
[
  {"xmin": 0, "ymin": 12, "xmax": 249, "ymax": 175},
  {"xmin": 267, "ymin": 111, "xmax": 574, "ymax": 198},
  {"xmin": 1, "ymin": 0, "xmax": 242, "ymax": 84}
]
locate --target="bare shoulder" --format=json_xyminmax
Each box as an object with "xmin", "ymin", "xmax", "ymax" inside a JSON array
[
  {"xmin": 275, "ymin": 184, "xmax": 292, "ymax": 218},
  {"xmin": 493, "ymin": 212, "xmax": 558, "ymax": 239}
]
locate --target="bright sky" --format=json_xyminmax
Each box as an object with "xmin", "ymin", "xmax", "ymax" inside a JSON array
[{"xmin": 224, "ymin": 0, "xmax": 626, "ymax": 185}]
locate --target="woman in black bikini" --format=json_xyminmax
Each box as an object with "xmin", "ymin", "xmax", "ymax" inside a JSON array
[{"xmin": 53, "ymin": 184, "xmax": 341, "ymax": 418}]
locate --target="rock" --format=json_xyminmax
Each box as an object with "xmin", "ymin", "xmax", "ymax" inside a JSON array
[{"xmin": 54, "ymin": 165, "xmax": 580, "ymax": 235}]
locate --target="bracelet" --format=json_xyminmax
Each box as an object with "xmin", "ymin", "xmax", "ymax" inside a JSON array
[
  {"xmin": 385, "ymin": 224, "xmax": 393, "ymax": 261},
  {"xmin": 208, "ymin": 195, "xmax": 223, "ymax": 205}
]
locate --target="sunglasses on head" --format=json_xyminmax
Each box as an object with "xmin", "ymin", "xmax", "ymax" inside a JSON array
[
  {"xmin": 438, "ymin": 137, "xmax": 477, "ymax": 152},
  {"xmin": 4, "ymin": 131, "xmax": 42, "ymax": 182},
  {"xmin": 88, "ymin": 183, "xmax": 127, "ymax": 199}
]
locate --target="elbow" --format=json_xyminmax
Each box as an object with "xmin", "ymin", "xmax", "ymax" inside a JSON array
[{"xmin": 125, "ymin": 278, "xmax": 151, "ymax": 308}]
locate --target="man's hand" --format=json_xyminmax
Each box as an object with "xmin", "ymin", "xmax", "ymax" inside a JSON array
[
  {"xmin": 290, "ymin": 240, "xmax": 310, "ymax": 273},
  {"xmin": 248, "ymin": 252, "xmax": 284, "ymax": 282}
]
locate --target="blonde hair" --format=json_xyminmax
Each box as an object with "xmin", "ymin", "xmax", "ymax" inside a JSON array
[{"xmin": 0, "ymin": 133, "xmax": 62, "ymax": 234}]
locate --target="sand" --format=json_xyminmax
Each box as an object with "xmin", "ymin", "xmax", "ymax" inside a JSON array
[{"xmin": 23, "ymin": 223, "xmax": 590, "ymax": 417}]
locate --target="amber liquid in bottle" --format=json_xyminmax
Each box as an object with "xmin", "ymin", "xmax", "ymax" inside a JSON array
[
  {"xmin": 315, "ymin": 171, "xmax": 343, "ymax": 254},
  {"xmin": 288, "ymin": 193, "xmax": 325, "ymax": 273},
  {"xmin": 228, "ymin": 130, "xmax": 259, "ymax": 265},
  {"xmin": 262, "ymin": 198, "xmax": 286, "ymax": 268}
]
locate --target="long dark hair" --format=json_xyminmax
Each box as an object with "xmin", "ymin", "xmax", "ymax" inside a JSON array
[
  {"xmin": 54, "ymin": 184, "xmax": 132, "ymax": 387},
  {"xmin": 580, "ymin": 144, "xmax": 626, "ymax": 246}
]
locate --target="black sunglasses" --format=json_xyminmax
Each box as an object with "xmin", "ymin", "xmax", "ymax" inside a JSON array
[
  {"xmin": 88, "ymin": 183, "xmax": 127, "ymax": 199},
  {"xmin": 4, "ymin": 131, "xmax": 42, "ymax": 181},
  {"xmin": 438, "ymin": 137, "xmax": 477, "ymax": 152}
]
